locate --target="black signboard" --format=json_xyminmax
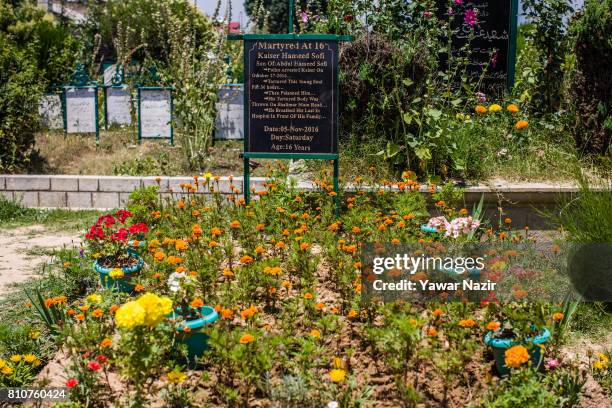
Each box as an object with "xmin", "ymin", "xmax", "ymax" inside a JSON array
[
  {"xmin": 437, "ymin": 0, "xmax": 518, "ymax": 95},
  {"xmin": 245, "ymin": 39, "xmax": 338, "ymax": 155}
]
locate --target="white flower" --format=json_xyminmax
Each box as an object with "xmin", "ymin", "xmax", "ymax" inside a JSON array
[
  {"xmin": 327, "ymin": 402, "xmax": 339, "ymax": 408},
  {"xmin": 427, "ymin": 216, "xmax": 450, "ymax": 232},
  {"xmin": 167, "ymin": 272, "xmax": 187, "ymax": 293},
  {"xmin": 206, "ymin": 51, "xmax": 217, "ymax": 61},
  {"xmin": 445, "ymin": 217, "xmax": 480, "ymax": 238}
]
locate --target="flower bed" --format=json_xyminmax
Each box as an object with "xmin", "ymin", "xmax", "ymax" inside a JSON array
[{"xmin": 0, "ymin": 173, "xmax": 609, "ymax": 406}]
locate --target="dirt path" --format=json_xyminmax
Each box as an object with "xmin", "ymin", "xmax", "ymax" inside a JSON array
[{"xmin": 0, "ymin": 225, "xmax": 81, "ymax": 296}]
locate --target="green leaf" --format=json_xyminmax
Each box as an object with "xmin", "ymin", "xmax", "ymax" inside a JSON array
[{"xmin": 414, "ymin": 146, "xmax": 432, "ymax": 161}]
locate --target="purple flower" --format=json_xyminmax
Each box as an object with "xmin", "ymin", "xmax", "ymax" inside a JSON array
[
  {"xmin": 545, "ymin": 358, "xmax": 560, "ymax": 370},
  {"xmin": 464, "ymin": 8, "xmax": 478, "ymax": 26},
  {"xmin": 300, "ymin": 11, "xmax": 309, "ymax": 23},
  {"xmin": 476, "ymin": 92, "xmax": 486, "ymax": 102}
]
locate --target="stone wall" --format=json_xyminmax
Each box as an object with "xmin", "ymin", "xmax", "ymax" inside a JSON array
[{"xmin": 0, "ymin": 175, "xmax": 579, "ymax": 229}]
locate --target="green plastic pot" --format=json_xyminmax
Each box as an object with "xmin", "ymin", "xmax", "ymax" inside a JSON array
[
  {"xmin": 484, "ymin": 328, "xmax": 551, "ymax": 376},
  {"xmin": 93, "ymin": 251, "xmax": 143, "ymax": 293},
  {"xmin": 170, "ymin": 306, "xmax": 219, "ymax": 363}
]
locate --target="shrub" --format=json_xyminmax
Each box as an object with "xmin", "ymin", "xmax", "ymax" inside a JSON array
[
  {"xmin": 0, "ymin": 33, "xmax": 42, "ymax": 172},
  {"xmin": 565, "ymin": 0, "xmax": 612, "ymax": 155}
]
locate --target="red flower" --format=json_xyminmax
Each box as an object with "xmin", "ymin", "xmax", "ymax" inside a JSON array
[
  {"xmin": 87, "ymin": 360, "xmax": 102, "ymax": 371},
  {"xmin": 96, "ymin": 214, "xmax": 116, "ymax": 228},
  {"xmin": 96, "ymin": 355, "xmax": 107, "ymax": 363},
  {"xmin": 110, "ymin": 228, "xmax": 128, "ymax": 241},
  {"xmin": 66, "ymin": 378, "xmax": 78, "ymax": 388},
  {"xmin": 115, "ymin": 209, "xmax": 133, "ymax": 223},
  {"xmin": 128, "ymin": 223, "xmax": 149, "ymax": 234},
  {"xmin": 86, "ymin": 225, "xmax": 105, "ymax": 240}
]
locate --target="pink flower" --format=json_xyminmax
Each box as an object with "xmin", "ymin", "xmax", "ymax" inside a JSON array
[
  {"xmin": 96, "ymin": 355, "xmax": 107, "ymax": 363},
  {"xmin": 423, "ymin": 10, "xmax": 432, "ymax": 17},
  {"xmin": 87, "ymin": 360, "xmax": 102, "ymax": 371},
  {"xmin": 464, "ymin": 9, "xmax": 478, "ymax": 26},
  {"xmin": 454, "ymin": 0, "xmax": 463, "ymax": 4},
  {"xmin": 545, "ymin": 358, "xmax": 560, "ymax": 370},
  {"xmin": 300, "ymin": 11, "xmax": 309, "ymax": 23},
  {"xmin": 66, "ymin": 378, "xmax": 78, "ymax": 388}
]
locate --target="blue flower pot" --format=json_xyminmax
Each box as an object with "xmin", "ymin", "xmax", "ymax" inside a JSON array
[
  {"xmin": 484, "ymin": 328, "xmax": 551, "ymax": 376},
  {"xmin": 421, "ymin": 224, "xmax": 440, "ymax": 234},
  {"xmin": 169, "ymin": 306, "xmax": 219, "ymax": 363},
  {"xmin": 93, "ymin": 251, "xmax": 143, "ymax": 293}
]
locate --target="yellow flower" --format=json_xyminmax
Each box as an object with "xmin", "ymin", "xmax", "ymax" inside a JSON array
[
  {"xmin": 109, "ymin": 268, "xmax": 124, "ymax": 279},
  {"xmin": 167, "ymin": 369, "xmax": 187, "ymax": 384},
  {"xmin": 504, "ymin": 345, "xmax": 530, "ymax": 368},
  {"xmin": 310, "ymin": 329, "xmax": 321, "ymax": 338},
  {"xmin": 475, "ymin": 105, "xmax": 487, "ymax": 114},
  {"xmin": 10, "ymin": 355, "xmax": 21, "ymax": 363},
  {"xmin": 24, "ymin": 354, "xmax": 37, "ymax": 364},
  {"xmin": 87, "ymin": 294, "xmax": 102, "ymax": 304},
  {"xmin": 329, "ymin": 369, "xmax": 346, "ymax": 383},
  {"xmin": 489, "ymin": 104, "xmax": 502, "ymax": 112},
  {"xmin": 506, "ymin": 104, "xmax": 519, "ymax": 113},
  {"xmin": 136, "ymin": 293, "xmax": 173, "ymax": 327},
  {"xmin": 515, "ymin": 120, "xmax": 529, "ymax": 130},
  {"xmin": 115, "ymin": 301, "xmax": 146, "ymax": 329},
  {"xmin": 29, "ymin": 330, "xmax": 40, "ymax": 340},
  {"xmin": 594, "ymin": 360, "xmax": 606, "ymax": 370},
  {"xmin": 0, "ymin": 359, "xmax": 5, "ymax": 369},
  {"xmin": 1, "ymin": 366, "xmax": 14, "ymax": 376}
]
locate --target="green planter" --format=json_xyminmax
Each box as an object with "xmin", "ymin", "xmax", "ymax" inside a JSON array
[
  {"xmin": 484, "ymin": 328, "xmax": 551, "ymax": 376},
  {"xmin": 170, "ymin": 306, "xmax": 219, "ymax": 364},
  {"xmin": 93, "ymin": 251, "xmax": 143, "ymax": 293}
]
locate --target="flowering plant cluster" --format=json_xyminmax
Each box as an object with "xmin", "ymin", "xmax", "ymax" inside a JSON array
[{"xmin": 85, "ymin": 210, "xmax": 148, "ymax": 263}]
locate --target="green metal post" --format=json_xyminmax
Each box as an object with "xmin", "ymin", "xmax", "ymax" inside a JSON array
[
  {"xmin": 333, "ymin": 159, "xmax": 339, "ymax": 218},
  {"xmin": 288, "ymin": 0, "xmax": 294, "ymax": 34},
  {"xmin": 244, "ymin": 158, "xmax": 251, "ymax": 205},
  {"xmin": 507, "ymin": 0, "xmax": 519, "ymax": 90}
]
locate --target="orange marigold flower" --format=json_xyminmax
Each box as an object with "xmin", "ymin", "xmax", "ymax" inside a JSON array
[
  {"xmin": 459, "ymin": 208, "xmax": 469, "ymax": 216},
  {"xmin": 191, "ymin": 298, "xmax": 204, "ymax": 308},
  {"xmin": 314, "ymin": 303, "xmax": 325, "ymax": 311},
  {"xmin": 230, "ymin": 220, "xmax": 241, "ymax": 229},
  {"xmin": 177, "ymin": 200, "xmax": 185, "ymax": 209},
  {"xmin": 458, "ymin": 319, "xmax": 476, "ymax": 328},
  {"xmin": 515, "ymin": 120, "xmax": 528, "ymax": 130},
  {"xmin": 208, "ymin": 240, "xmax": 218, "ymax": 248},
  {"xmin": 486, "ymin": 321, "xmax": 501, "ymax": 331},
  {"xmin": 75, "ymin": 314, "xmax": 85, "ymax": 321},
  {"xmin": 507, "ymin": 104, "xmax": 519, "ymax": 113},
  {"xmin": 240, "ymin": 306, "xmax": 257, "ymax": 320},
  {"xmin": 347, "ymin": 309, "xmax": 358, "ymax": 319},
  {"xmin": 552, "ymin": 312, "xmax": 564, "ymax": 322},
  {"xmin": 240, "ymin": 255, "xmax": 254, "ymax": 264},
  {"xmin": 299, "ymin": 242, "xmax": 310, "ymax": 251},
  {"xmin": 504, "ymin": 345, "xmax": 530, "ymax": 368},
  {"xmin": 255, "ymin": 246, "xmax": 265, "ymax": 254},
  {"xmin": 256, "ymin": 223, "xmax": 264, "ymax": 231},
  {"xmin": 175, "ymin": 240, "xmax": 188, "ymax": 251},
  {"xmin": 192, "ymin": 224, "xmax": 202, "ymax": 236},
  {"xmin": 432, "ymin": 308, "xmax": 443, "ymax": 317},
  {"xmin": 211, "ymin": 227, "xmax": 222, "ymax": 236},
  {"xmin": 221, "ymin": 309, "xmax": 233, "ymax": 319},
  {"xmin": 100, "ymin": 338, "xmax": 112, "ymax": 348},
  {"xmin": 504, "ymin": 217, "xmax": 512, "ymax": 225},
  {"xmin": 427, "ymin": 327, "xmax": 438, "ymax": 337},
  {"xmin": 275, "ymin": 241, "xmax": 286, "ymax": 249},
  {"xmin": 109, "ymin": 305, "xmax": 119, "ymax": 314},
  {"xmin": 303, "ymin": 293, "xmax": 313, "ymax": 300},
  {"xmin": 281, "ymin": 280, "xmax": 292, "ymax": 289},
  {"xmin": 475, "ymin": 105, "xmax": 487, "ymax": 114},
  {"xmin": 134, "ymin": 284, "xmax": 145, "ymax": 292},
  {"xmin": 92, "ymin": 308, "xmax": 104, "ymax": 318},
  {"xmin": 351, "ymin": 226, "xmax": 361, "ymax": 234},
  {"xmin": 239, "ymin": 333, "xmax": 255, "ymax": 344},
  {"xmin": 223, "ymin": 267, "xmax": 234, "ymax": 277},
  {"xmin": 153, "ymin": 252, "xmax": 165, "ymax": 262},
  {"xmin": 310, "ymin": 329, "xmax": 321, "ymax": 338}
]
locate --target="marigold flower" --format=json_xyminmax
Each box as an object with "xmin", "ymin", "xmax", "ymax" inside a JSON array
[
  {"xmin": 115, "ymin": 301, "xmax": 146, "ymax": 329},
  {"xmin": 10, "ymin": 355, "xmax": 21, "ymax": 363},
  {"xmin": 175, "ymin": 240, "xmax": 188, "ymax": 251},
  {"xmin": 351, "ymin": 226, "xmax": 361, "ymax": 234},
  {"xmin": 239, "ymin": 333, "xmax": 255, "ymax": 344},
  {"xmin": 177, "ymin": 200, "xmax": 185, "ymax": 209},
  {"xmin": 506, "ymin": 104, "xmax": 519, "ymax": 113},
  {"xmin": 223, "ymin": 267, "xmax": 234, "ymax": 277},
  {"xmin": 241, "ymin": 306, "xmax": 257, "ymax": 320},
  {"xmin": 432, "ymin": 308, "xmax": 443, "ymax": 317},
  {"xmin": 281, "ymin": 280, "xmax": 292, "ymax": 289},
  {"xmin": 504, "ymin": 345, "xmax": 530, "ymax": 368},
  {"xmin": 486, "ymin": 321, "xmax": 501, "ymax": 331},
  {"xmin": 299, "ymin": 242, "xmax": 310, "ymax": 251},
  {"xmin": 167, "ymin": 369, "xmax": 187, "ymax": 384},
  {"xmin": 154, "ymin": 252, "xmax": 165, "ymax": 262},
  {"xmin": 191, "ymin": 298, "xmax": 204, "ymax": 308},
  {"xmin": 458, "ymin": 319, "xmax": 476, "ymax": 327},
  {"xmin": 92, "ymin": 308, "xmax": 104, "ymax": 318},
  {"xmin": 314, "ymin": 303, "xmax": 325, "ymax": 311},
  {"xmin": 552, "ymin": 312, "xmax": 564, "ymax": 322},
  {"xmin": 230, "ymin": 220, "xmax": 241, "ymax": 229},
  {"xmin": 515, "ymin": 120, "xmax": 528, "ymax": 130},
  {"xmin": 489, "ymin": 104, "xmax": 502, "ymax": 112},
  {"xmin": 310, "ymin": 329, "xmax": 321, "ymax": 338},
  {"xmin": 347, "ymin": 309, "xmax": 358, "ymax": 319},
  {"xmin": 221, "ymin": 309, "xmax": 233, "ymax": 319},
  {"xmin": 475, "ymin": 105, "xmax": 487, "ymax": 114},
  {"xmin": 304, "ymin": 293, "xmax": 313, "ymax": 300},
  {"xmin": 100, "ymin": 338, "xmax": 112, "ymax": 348},
  {"xmin": 75, "ymin": 314, "xmax": 85, "ymax": 321},
  {"xmin": 255, "ymin": 246, "xmax": 265, "ymax": 254},
  {"xmin": 329, "ymin": 368, "xmax": 346, "ymax": 382},
  {"xmin": 240, "ymin": 255, "xmax": 254, "ymax": 264}
]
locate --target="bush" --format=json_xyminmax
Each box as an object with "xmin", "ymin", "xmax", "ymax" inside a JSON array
[
  {"xmin": 0, "ymin": 33, "xmax": 42, "ymax": 172},
  {"xmin": 566, "ymin": 0, "xmax": 612, "ymax": 155}
]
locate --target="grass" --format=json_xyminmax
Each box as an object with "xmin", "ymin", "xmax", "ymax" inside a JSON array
[
  {"xmin": 0, "ymin": 195, "xmax": 102, "ymax": 231},
  {"xmin": 34, "ymin": 129, "xmax": 262, "ymax": 177}
]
